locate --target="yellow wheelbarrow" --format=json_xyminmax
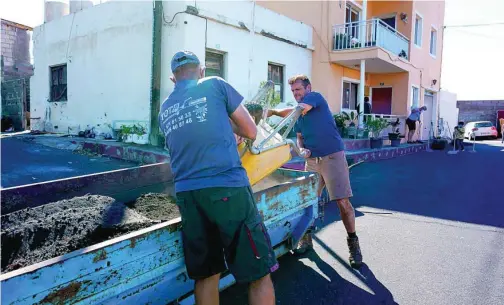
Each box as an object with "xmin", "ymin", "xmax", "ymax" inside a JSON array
[{"xmin": 238, "ymin": 105, "xmax": 306, "ymax": 186}]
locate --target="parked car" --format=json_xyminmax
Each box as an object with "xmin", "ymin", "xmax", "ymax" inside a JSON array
[{"xmin": 464, "ymin": 121, "xmax": 499, "ymax": 139}]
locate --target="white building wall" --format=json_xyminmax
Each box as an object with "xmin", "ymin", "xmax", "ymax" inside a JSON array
[
  {"xmin": 31, "ymin": 0, "xmax": 313, "ymax": 136},
  {"xmin": 439, "ymin": 89, "xmax": 459, "ymax": 135},
  {"xmin": 30, "ymin": 1, "xmax": 153, "ymax": 134},
  {"xmin": 160, "ymin": 0, "xmax": 313, "ymax": 109}
]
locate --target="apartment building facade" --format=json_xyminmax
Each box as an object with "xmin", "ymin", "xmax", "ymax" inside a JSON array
[{"xmin": 259, "ymin": 0, "xmax": 445, "ymax": 140}]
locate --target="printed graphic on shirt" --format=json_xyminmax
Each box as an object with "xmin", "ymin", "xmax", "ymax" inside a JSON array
[{"xmin": 160, "ymin": 97, "xmax": 207, "ymax": 137}]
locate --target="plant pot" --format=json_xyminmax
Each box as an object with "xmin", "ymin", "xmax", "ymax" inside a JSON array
[
  {"xmin": 337, "ymin": 126, "xmax": 344, "ymax": 136},
  {"xmin": 125, "ymin": 134, "xmax": 149, "ymax": 145},
  {"xmin": 370, "ymin": 138, "xmax": 383, "ymax": 149},
  {"xmin": 431, "ymin": 138, "xmax": 447, "ymax": 150},
  {"xmin": 391, "ymin": 138, "xmax": 401, "ymax": 147},
  {"xmin": 347, "ymin": 126, "xmax": 357, "ymax": 138},
  {"xmin": 388, "ymin": 133, "xmax": 400, "ymax": 140}
]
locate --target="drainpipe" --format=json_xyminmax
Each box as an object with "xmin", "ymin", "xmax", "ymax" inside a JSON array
[
  {"xmin": 149, "ymin": 0, "xmax": 163, "ymax": 147},
  {"xmin": 247, "ymin": 0, "xmax": 256, "ymax": 99},
  {"xmin": 358, "ymin": 0, "xmax": 367, "ymax": 127}
]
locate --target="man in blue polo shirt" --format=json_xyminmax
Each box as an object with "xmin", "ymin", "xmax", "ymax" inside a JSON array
[
  {"xmin": 159, "ymin": 51, "xmax": 278, "ymax": 305},
  {"xmin": 267, "ymin": 74, "xmax": 363, "ymax": 269}
]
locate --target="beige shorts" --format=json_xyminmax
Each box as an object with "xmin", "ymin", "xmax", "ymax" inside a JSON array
[{"xmin": 305, "ymin": 151, "xmax": 353, "ymax": 201}]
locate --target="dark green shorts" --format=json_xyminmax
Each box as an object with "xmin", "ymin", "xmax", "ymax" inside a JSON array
[{"xmin": 175, "ymin": 186, "xmax": 279, "ymax": 284}]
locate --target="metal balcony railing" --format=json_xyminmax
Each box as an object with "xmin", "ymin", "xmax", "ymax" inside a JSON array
[{"xmin": 333, "ymin": 19, "xmax": 410, "ymax": 60}]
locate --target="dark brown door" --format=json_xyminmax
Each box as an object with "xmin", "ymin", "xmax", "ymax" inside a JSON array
[{"xmin": 371, "ymin": 87, "xmax": 392, "ymax": 115}]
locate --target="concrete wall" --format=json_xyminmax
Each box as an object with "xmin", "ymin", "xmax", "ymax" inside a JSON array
[
  {"xmin": 160, "ymin": 1, "xmax": 313, "ymax": 109},
  {"xmin": 438, "ymin": 90, "xmax": 458, "ymax": 132},
  {"xmin": 457, "ymin": 100, "xmax": 504, "ymax": 128},
  {"xmin": 30, "ymin": 0, "xmax": 313, "ymax": 136},
  {"xmin": 1, "ymin": 19, "xmax": 34, "ymax": 80},
  {"xmin": 30, "ymin": 1, "xmax": 154, "ymax": 134}
]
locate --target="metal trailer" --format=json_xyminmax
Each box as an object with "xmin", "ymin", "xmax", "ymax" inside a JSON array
[
  {"xmin": 1, "ymin": 84, "xmax": 317, "ymax": 304},
  {"xmin": 0, "ymin": 168, "xmax": 319, "ymax": 305}
]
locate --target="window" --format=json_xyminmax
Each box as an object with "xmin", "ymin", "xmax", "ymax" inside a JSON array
[
  {"xmin": 475, "ymin": 122, "xmax": 493, "ymax": 128},
  {"xmin": 430, "ymin": 28, "xmax": 437, "ymax": 56},
  {"xmin": 411, "ymin": 86, "xmax": 419, "ymax": 108},
  {"xmin": 414, "ymin": 14, "xmax": 423, "ymax": 47},
  {"xmin": 204, "ymin": 51, "xmax": 225, "ymax": 78},
  {"xmin": 50, "ymin": 64, "xmax": 67, "ymax": 102},
  {"xmin": 345, "ymin": 4, "xmax": 361, "ymax": 38},
  {"xmin": 268, "ymin": 63, "xmax": 284, "ymax": 102}
]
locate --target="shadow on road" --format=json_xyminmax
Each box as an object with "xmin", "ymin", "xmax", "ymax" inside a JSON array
[{"xmin": 221, "ymin": 236, "xmax": 397, "ymax": 305}]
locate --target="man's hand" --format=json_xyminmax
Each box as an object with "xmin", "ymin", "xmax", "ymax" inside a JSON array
[
  {"xmin": 300, "ymin": 147, "xmax": 311, "ymax": 158},
  {"xmin": 230, "ymin": 104, "xmax": 257, "ymax": 141}
]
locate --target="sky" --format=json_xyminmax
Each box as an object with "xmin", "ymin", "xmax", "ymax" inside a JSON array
[{"xmin": 1, "ymin": 0, "xmax": 503, "ymax": 100}]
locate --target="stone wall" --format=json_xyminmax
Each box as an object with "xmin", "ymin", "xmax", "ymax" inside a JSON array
[
  {"xmin": 457, "ymin": 100, "xmax": 504, "ymax": 131},
  {"xmin": 1, "ymin": 19, "xmax": 33, "ymax": 80}
]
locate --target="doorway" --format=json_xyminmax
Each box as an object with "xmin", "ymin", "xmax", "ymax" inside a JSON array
[
  {"xmin": 380, "ymin": 16, "xmax": 396, "ymax": 29},
  {"xmin": 422, "ymin": 92, "xmax": 435, "ymax": 140},
  {"xmin": 371, "ymin": 87, "xmax": 392, "ymax": 115}
]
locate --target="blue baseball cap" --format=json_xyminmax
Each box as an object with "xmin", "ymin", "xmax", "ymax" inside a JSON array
[{"xmin": 171, "ymin": 51, "xmax": 200, "ymax": 72}]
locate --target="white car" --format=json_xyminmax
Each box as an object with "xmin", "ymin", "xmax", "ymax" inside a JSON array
[{"xmin": 464, "ymin": 121, "xmax": 499, "ymax": 139}]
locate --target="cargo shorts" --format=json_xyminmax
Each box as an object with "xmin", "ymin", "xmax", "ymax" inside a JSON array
[
  {"xmin": 175, "ymin": 186, "xmax": 279, "ymax": 284},
  {"xmin": 305, "ymin": 151, "xmax": 353, "ymax": 201}
]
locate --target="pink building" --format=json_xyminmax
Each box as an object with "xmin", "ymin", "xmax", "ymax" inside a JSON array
[{"xmin": 258, "ymin": 0, "xmax": 445, "ymax": 140}]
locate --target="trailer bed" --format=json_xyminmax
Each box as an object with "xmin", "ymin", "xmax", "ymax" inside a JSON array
[{"xmin": 1, "ymin": 169, "xmax": 318, "ymax": 305}]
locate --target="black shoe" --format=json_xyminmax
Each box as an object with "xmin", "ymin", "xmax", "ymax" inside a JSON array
[{"xmin": 347, "ymin": 236, "xmax": 363, "ymax": 269}]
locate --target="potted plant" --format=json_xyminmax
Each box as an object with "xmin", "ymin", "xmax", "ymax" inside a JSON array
[
  {"xmin": 117, "ymin": 123, "xmax": 148, "ymax": 144},
  {"xmin": 388, "ymin": 118, "xmax": 402, "ymax": 147},
  {"xmin": 365, "ymin": 116, "xmax": 389, "ymax": 149},
  {"xmin": 342, "ymin": 111, "xmax": 361, "ymax": 139},
  {"xmin": 431, "ymin": 136, "xmax": 447, "ymax": 150},
  {"xmin": 333, "ymin": 113, "xmax": 346, "ymax": 136}
]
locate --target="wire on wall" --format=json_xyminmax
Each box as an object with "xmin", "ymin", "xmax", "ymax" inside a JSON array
[{"xmin": 162, "ymin": 7, "xmax": 208, "ymax": 49}]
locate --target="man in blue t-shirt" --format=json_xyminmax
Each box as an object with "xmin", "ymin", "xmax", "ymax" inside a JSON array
[
  {"xmin": 159, "ymin": 51, "xmax": 277, "ymax": 305},
  {"xmin": 267, "ymin": 74, "xmax": 363, "ymax": 269}
]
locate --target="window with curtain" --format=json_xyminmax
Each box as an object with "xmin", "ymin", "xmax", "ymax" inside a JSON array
[
  {"xmin": 268, "ymin": 63, "xmax": 284, "ymax": 102},
  {"xmin": 204, "ymin": 51, "xmax": 225, "ymax": 79}
]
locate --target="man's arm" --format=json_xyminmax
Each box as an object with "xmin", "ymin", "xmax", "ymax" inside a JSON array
[
  {"xmin": 268, "ymin": 103, "xmax": 314, "ymax": 118},
  {"xmin": 230, "ymin": 104, "xmax": 257, "ymax": 141},
  {"xmin": 296, "ymin": 132, "xmax": 304, "ymax": 149},
  {"xmin": 215, "ymin": 78, "xmax": 258, "ymax": 141},
  {"xmin": 268, "ymin": 108, "xmax": 295, "ymax": 118}
]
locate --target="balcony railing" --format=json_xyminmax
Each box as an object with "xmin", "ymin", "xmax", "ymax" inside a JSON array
[{"xmin": 333, "ymin": 19, "xmax": 409, "ymax": 60}]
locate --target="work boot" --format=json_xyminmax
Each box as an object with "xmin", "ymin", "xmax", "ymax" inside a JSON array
[
  {"xmin": 347, "ymin": 236, "xmax": 363, "ymax": 269},
  {"xmin": 293, "ymin": 233, "xmax": 313, "ymax": 255}
]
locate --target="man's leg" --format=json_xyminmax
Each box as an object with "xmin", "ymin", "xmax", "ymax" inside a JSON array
[
  {"xmin": 249, "ymin": 274, "xmax": 275, "ymax": 305},
  {"xmin": 175, "ymin": 191, "xmax": 227, "ymax": 305},
  {"xmin": 321, "ymin": 151, "xmax": 363, "ymax": 268},
  {"xmin": 198, "ymin": 186, "xmax": 277, "ymax": 305},
  {"xmin": 336, "ymin": 198, "xmax": 356, "ymax": 234},
  {"xmin": 194, "ymin": 274, "xmax": 221, "ymax": 305}
]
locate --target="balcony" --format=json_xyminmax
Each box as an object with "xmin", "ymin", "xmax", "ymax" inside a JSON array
[{"xmin": 333, "ymin": 19, "xmax": 409, "ymax": 59}]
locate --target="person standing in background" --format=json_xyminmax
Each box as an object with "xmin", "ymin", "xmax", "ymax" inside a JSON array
[{"xmin": 406, "ymin": 105, "xmax": 427, "ymax": 143}]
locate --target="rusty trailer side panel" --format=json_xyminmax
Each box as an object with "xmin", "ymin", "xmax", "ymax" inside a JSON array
[{"xmin": 0, "ymin": 169, "xmax": 318, "ymax": 305}]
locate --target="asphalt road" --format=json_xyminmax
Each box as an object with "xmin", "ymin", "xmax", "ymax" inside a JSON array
[
  {"xmin": 1, "ymin": 137, "xmax": 136, "ymax": 188},
  {"xmin": 221, "ymin": 139, "xmax": 504, "ymax": 305}
]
